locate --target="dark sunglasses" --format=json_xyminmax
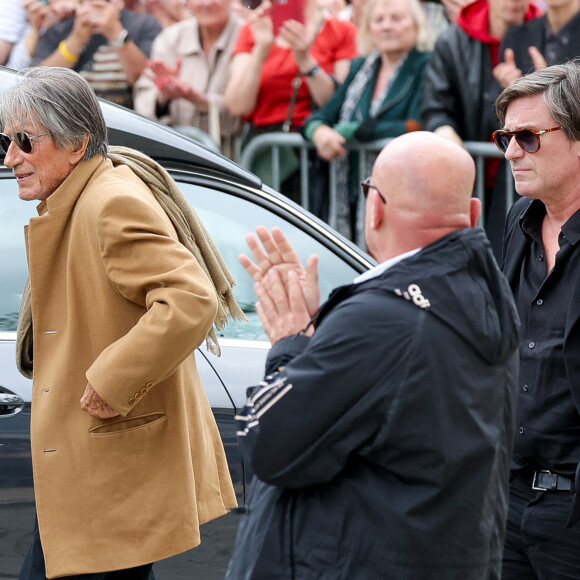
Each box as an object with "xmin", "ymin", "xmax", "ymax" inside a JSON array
[
  {"xmin": 0, "ymin": 131, "xmax": 50, "ymax": 154},
  {"xmin": 361, "ymin": 178, "xmax": 386, "ymax": 204},
  {"xmin": 492, "ymin": 126, "xmax": 562, "ymax": 155}
]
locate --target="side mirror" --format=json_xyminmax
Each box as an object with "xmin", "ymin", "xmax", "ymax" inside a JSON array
[{"xmin": 0, "ymin": 390, "xmax": 24, "ymax": 417}]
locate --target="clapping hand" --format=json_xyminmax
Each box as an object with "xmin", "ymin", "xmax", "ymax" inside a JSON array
[
  {"xmin": 145, "ymin": 57, "xmax": 208, "ymax": 108},
  {"xmin": 240, "ymin": 226, "xmax": 320, "ymax": 340}
]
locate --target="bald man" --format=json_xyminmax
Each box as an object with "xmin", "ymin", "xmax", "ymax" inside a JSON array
[{"xmin": 226, "ymin": 132, "xmax": 520, "ymax": 580}]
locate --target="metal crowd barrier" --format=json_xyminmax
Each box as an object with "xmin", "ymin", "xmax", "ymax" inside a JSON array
[{"xmin": 239, "ymin": 132, "xmax": 515, "ymax": 249}]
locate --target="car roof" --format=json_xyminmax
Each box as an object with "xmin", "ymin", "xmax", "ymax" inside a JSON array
[{"xmin": 0, "ymin": 66, "xmax": 261, "ymax": 188}]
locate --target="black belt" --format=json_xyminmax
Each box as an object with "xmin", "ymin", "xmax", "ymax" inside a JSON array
[{"xmin": 532, "ymin": 470, "xmax": 574, "ymax": 492}]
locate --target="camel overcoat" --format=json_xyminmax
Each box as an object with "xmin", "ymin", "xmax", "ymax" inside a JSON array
[{"xmin": 25, "ymin": 155, "xmax": 237, "ymax": 578}]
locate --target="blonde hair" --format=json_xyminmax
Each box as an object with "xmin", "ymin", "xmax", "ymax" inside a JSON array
[{"xmin": 358, "ymin": 0, "xmax": 434, "ymax": 56}]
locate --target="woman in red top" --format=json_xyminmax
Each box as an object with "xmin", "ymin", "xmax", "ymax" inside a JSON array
[{"xmin": 225, "ymin": 0, "xmax": 357, "ymax": 206}]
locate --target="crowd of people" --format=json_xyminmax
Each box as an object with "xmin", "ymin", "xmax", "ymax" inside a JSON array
[
  {"xmin": 3, "ymin": 0, "xmax": 576, "ymax": 247},
  {"xmin": 6, "ymin": 0, "xmax": 573, "ymax": 247}
]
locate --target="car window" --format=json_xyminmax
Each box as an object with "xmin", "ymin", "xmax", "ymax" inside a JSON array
[
  {"xmin": 0, "ymin": 178, "xmax": 360, "ymax": 340},
  {"xmin": 0, "ymin": 178, "xmax": 33, "ymax": 332},
  {"xmin": 181, "ymin": 183, "xmax": 359, "ymax": 341}
]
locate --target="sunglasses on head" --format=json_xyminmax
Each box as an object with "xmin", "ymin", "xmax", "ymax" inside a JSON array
[
  {"xmin": 492, "ymin": 126, "xmax": 562, "ymax": 155},
  {"xmin": 361, "ymin": 178, "xmax": 386, "ymax": 204},
  {"xmin": 0, "ymin": 131, "xmax": 50, "ymax": 155}
]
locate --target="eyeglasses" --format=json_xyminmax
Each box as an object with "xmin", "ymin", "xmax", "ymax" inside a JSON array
[
  {"xmin": 492, "ymin": 126, "xmax": 562, "ymax": 155},
  {"xmin": 361, "ymin": 178, "xmax": 386, "ymax": 204},
  {"xmin": 0, "ymin": 131, "xmax": 50, "ymax": 155}
]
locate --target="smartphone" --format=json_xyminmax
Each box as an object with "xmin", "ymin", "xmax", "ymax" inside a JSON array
[{"xmin": 269, "ymin": 0, "xmax": 306, "ymax": 36}]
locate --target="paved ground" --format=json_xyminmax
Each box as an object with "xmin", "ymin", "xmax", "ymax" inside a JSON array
[{"xmin": 0, "ymin": 494, "xmax": 241, "ymax": 580}]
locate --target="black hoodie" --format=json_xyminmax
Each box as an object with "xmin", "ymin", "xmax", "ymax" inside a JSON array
[{"xmin": 228, "ymin": 227, "xmax": 520, "ymax": 580}]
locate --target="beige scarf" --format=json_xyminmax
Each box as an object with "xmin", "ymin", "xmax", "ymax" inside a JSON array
[{"xmin": 16, "ymin": 145, "xmax": 246, "ymax": 378}]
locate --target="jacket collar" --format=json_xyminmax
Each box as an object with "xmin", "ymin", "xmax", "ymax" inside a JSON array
[
  {"xmin": 37, "ymin": 155, "xmax": 108, "ymax": 216},
  {"xmin": 176, "ymin": 16, "xmax": 239, "ymax": 57}
]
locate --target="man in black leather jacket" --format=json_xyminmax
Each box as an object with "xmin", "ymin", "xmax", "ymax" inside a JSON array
[
  {"xmin": 421, "ymin": 0, "xmax": 540, "ymax": 256},
  {"xmin": 226, "ymin": 131, "xmax": 520, "ymax": 580}
]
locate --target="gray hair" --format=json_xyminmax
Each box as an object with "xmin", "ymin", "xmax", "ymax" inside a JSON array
[
  {"xmin": 496, "ymin": 60, "xmax": 580, "ymax": 143},
  {"xmin": 358, "ymin": 0, "xmax": 434, "ymax": 56},
  {"xmin": 0, "ymin": 67, "xmax": 108, "ymax": 160}
]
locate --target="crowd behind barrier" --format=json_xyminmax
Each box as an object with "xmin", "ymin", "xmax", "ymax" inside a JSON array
[{"xmin": 239, "ymin": 132, "xmax": 515, "ymax": 249}]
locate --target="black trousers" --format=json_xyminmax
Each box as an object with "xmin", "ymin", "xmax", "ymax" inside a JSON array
[
  {"xmin": 20, "ymin": 519, "xmax": 155, "ymax": 580},
  {"xmin": 502, "ymin": 471, "xmax": 580, "ymax": 579}
]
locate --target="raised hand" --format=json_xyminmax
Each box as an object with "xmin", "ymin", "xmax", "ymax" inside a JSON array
[
  {"xmin": 278, "ymin": 19, "xmax": 311, "ymax": 68},
  {"xmin": 255, "ymin": 269, "xmax": 314, "ymax": 343},
  {"xmin": 492, "ymin": 48, "xmax": 523, "ymax": 89},
  {"xmin": 239, "ymin": 226, "xmax": 320, "ymax": 318},
  {"xmin": 528, "ymin": 46, "xmax": 547, "ymax": 71},
  {"xmin": 247, "ymin": 1, "xmax": 275, "ymax": 51}
]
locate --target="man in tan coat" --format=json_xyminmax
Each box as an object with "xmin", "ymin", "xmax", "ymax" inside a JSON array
[{"xmin": 0, "ymin": 66, "xmax": 236, "ymax": 580}]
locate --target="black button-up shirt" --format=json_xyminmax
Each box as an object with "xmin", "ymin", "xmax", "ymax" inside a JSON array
[
  {"xmin": 544, "ymin": 9, "xmax": 580, "ymax": 66},
  {"xmin": 512, "ymin": 200, "xmax": 580, "ymax": 476}
]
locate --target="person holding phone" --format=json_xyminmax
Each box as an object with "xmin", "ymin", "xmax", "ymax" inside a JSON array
[{"xmin": 224, "ymin": 0, "xmax": 358, "ymax": 208}]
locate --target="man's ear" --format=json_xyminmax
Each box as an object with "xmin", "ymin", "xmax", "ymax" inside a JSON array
[
  {"xmin": 371, "ymin": 194, "xmax": 385, "ymax": 230},
  {"xmin": 69, "ymin": 135, "xmax": 90, "ymax": 165},
  {"xmin": 470, "ymin": 197, "xmax": 482, "ymax": 227}
]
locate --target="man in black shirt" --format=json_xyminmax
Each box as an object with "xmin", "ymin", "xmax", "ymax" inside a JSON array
[
  {"xmin": 494, "ymin": 0, "xmax": 580, "ymax": 89},
  {"xmin": 494, "ymin": 61, "xmax": 580, "ymax": 579}
]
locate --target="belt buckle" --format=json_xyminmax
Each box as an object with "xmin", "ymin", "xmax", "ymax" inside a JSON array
[{"xmin": 532, "ymin": 469, "xmax": 552, "ymax": 491}]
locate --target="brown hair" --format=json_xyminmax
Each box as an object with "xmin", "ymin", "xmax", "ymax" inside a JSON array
[{"xmin": 496, "ymin": 60, "xmax": 580, "ymax": 142}]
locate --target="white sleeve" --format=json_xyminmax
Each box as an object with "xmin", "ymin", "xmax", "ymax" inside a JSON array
[
  {"xmin": 0, "ymin": 1, "xmax": 28, "ymax": 43},
  {"xmin": 5, "ymin": 30, "xmax": 32, "ymax": 70}
]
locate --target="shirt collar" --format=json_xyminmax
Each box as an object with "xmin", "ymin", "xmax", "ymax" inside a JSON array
[
  {"xmin": 353, "ymin": 248, "xmax": 421, "ymax": 284},
  {"xmin": 180, "ymin": 16, "xmax": 235, "ymax": 56},
  {"xmin": 520, "ymin": 198, "xmax": 580, "ymax": 246},
  {"xmin": 519, "ymin": 199, "xmax": 546, "ymax": 243},
  {"xmin": 544, "ymin": 9, "xmax": 580, "ymax": 44},
  {"xmin": 562, "ymin": 207, "xmax": 580, "ymax": 245}
]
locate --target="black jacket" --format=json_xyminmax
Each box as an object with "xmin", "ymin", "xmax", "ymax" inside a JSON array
[
  {"xmin": 500, "ymin": 14, "xmax": 580, "ymax": 74},
  {"xmin": 227, "ymin": 228, "xmax": 520, "ymax": 580},
  {"xmin": 421, "ymin": 26, "xmax": 499, "ymax": 141}
]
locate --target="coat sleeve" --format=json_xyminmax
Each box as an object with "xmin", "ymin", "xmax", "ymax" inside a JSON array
[
  {"xmin": 421, "ymin": 32, "xmax": 462, "ymax": 134},
  {"xmin": 126, "ymin": 13, "xmax": 162, "ymax": 58},
  {"xmin": 85, "ymin": 188, "xmax": 218, "ymax": 416},
  {"xmin": 369, "ymin": 59, "xmax": 428, "ymax": 139},
  {"xmin": 303, "ymin": 59, "xmax": 364, "ymax": 136},
  {"xmin": 33, "ymin": 20, "xmax": 70, "ymax": 65},
  {"xmin": 236, "ymin": 290, "xmax": 419, "ymax": 489}
]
